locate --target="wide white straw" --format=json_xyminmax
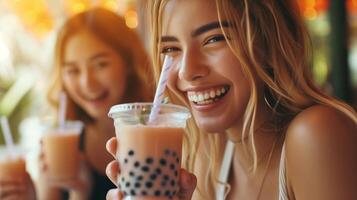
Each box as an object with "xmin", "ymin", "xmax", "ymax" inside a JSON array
[
  {"xmin": 0, "ymin": 116, "xmax": 15, "ymax": 152},
  {"xmin": 148, "ymin": 56, "xmax": 174, "ymax": 124},
  {"xmin": 58, "ymin": 91, "xmax": 67, "ymax": 129}
]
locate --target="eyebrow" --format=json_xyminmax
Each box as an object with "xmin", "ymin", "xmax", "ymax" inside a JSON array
[
  {"xmin": 191, "ymin": 20, "xmax": 231, "ymax": 37},
  {"xmin": 160, "ymin": 20, "xmax": 231, "ymax": 43},
  {"xmin": 62, "ymin": 52, "xmax": 111, "ymax": 67},
  {"xmin": 89, "ymin": 52, "xmax": 111, "ymax": 62}
]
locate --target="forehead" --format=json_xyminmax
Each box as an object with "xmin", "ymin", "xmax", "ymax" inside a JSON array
[{"xmin": 162, "ymin": 0, "xmax": 219, "ymax": 35}]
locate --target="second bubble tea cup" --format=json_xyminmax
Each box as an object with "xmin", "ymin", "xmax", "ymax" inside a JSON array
[
  {"xmin": 109, "ymin": 103, "xmax": 191, "ymax": 200},
  {"xmin": 42, "ymin": 121, "xmax": 83, "ymax": 181}
]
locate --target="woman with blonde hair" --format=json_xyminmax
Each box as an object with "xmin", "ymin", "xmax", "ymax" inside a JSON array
[
  {"xmin": 106, "ymin": 0, "xmax": 357, "ymax": 199},
  {"xmin": 39, "ymin": 7, "xmax": 153, "ymax": 200}
]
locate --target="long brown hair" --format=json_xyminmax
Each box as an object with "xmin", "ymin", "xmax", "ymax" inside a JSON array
[{"xmin": 47, "ymin": 7, "xmax": 153, "ymax": 123}]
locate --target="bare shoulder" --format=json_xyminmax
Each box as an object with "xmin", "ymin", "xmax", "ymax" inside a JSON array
[{"xmin": 284, "ymin": 105, "xmax": 357, "ymax": 199}]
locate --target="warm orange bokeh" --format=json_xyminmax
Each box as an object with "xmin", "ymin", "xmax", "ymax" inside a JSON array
[
  {"xmin": 5, "ymin": 0, "xmax": 54, "ymax": 38},
  {"xmin": 298, "ymin": 0, "xmax": 329, "ymax": 19}
]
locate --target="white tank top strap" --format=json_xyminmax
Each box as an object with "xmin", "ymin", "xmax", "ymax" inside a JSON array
[
  {"xmin": 216, "ymin": 140, "xmax": 235, "ymax": 200},
  {"xmin": 216, "ymin": 140, "xmax": 289, "ymax": 200},
  {"xmin": 278, "ymin": 143, "xmax": 289, "ymax": 200}
]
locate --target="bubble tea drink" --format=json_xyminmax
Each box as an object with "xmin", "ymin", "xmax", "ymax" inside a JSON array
[
  {"xmin": 42, "ymin": 121, "xmax": 83, "ymax": 180},
  {"xmin": 109, "ymin": 103, "xmax": 191, "ymax": 200},
  {"xmin": 0, "ymin": 147, "xmax": 26, "ymax": 180}
]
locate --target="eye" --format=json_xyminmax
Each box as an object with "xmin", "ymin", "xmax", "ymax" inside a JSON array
[
  {"xmin": 161, "ymin": 46, "xmax": 181, "ymax": 55},
  {"xmin": 204, "ymin": 35, "xmax": 227, "ymax": 45},
  {"xmin": 63, "ymin": 66, "xmax": 79, "ymax": 76},
  {"xmin": 93, "ymin": 60, "xmax": 110, "ymax": 69}
]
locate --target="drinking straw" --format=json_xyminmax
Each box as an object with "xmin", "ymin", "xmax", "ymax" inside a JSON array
[
  {"xmin": 148, "ymin": 56, "xmax": 174, "ymax": 124},
  {"xmin": 0, "ymin": 116, "xmax": 15, "ymax": 153},
  {"xmin": 58, "ymin": 91, "xmax": 67, "ymax": 130}
]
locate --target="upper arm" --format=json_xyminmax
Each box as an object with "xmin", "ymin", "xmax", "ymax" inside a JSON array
[{"xmin": 285, "ymin": 105, "xmax": 357, "ymax": 200}]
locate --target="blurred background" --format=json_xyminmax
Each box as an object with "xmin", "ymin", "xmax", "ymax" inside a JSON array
[{"xmin": 0, "ymin": 0, "xmax": 356, "ymax": 146}]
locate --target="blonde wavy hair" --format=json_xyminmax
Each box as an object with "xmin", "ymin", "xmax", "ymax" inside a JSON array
[
  {"xmin": 148, "ymin": 0, "xmax": 357, "ymax": 198},
  {"xmin": 47, "ymin": 8, "xmax": 153, "ymax": 123}
]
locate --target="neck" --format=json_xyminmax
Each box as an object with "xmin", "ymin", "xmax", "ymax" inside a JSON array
[
  {"xmin": 90, "ymin": 117, "xmax": 116, "ymax": 137},
  {"xmin": 226, "ymin": 99, "xmax": 279, "ymax": 173}
]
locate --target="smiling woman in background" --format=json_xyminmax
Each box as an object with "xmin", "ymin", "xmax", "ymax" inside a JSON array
[{"xmin": 38, "ymin": 7, "xmax": 153, "ymax": 200}]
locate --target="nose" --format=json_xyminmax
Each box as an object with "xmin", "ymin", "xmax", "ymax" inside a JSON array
[
  {"xmin": 178, "ymin": 49, "xmax": 209, "ymax": 82},
  {"xmin": 79, "ymin": 67, "xmax": 99, "ymax": 91}
]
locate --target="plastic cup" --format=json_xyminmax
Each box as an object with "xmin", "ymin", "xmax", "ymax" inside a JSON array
[
  {"xmin": 108, "ymin": 103, "xmax": 191, "ymax": 200},
  {"xmin": 41, "ymin": 121, "xmax": 83, "ymax": 181},
  {"xmin": 0, "ymin": 146, "xmax": 27, "ymax": 180}
]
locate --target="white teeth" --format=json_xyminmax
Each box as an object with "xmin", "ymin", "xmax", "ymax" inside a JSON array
[
  {"xmin": 204, "ymin": 93, "xmax": 210, "ymax": 100},
  {"xmin": 198, "ymin": 94, "xmax": 204, "ymax": 101},
  {"xmin": 187, "ymin": 86, "xmax": 229, "ymax": 105},
  {"xmin": 210, "ymin": 90, "xmax": 215, "ymax": 98}
]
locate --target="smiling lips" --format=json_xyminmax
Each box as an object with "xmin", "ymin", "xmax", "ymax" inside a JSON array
[{"xmin": 187, "ymin": 85, "xmax": 230, "ymax": 105}]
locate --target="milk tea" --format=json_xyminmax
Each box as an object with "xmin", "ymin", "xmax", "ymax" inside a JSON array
[
  {"xmin": 118, "ymin": 126, "xmax": 184, "ymax": 199},
  {"xmin": 42, "ymin": 121, "xmax": 82, "ymax": 180},
  {"xmin": 0, "ymin": 155, "xmax": 26, "ymax": 180}
]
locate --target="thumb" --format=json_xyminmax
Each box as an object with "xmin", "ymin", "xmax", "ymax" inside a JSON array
[{"xmin": 178, "ymin": 169, "xmax": 197, "ymax": 200}]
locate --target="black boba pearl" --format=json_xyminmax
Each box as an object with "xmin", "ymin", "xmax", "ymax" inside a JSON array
[
  {"xmin": 145, "ymin": 181, "xmax": 153, "ymax": 188},
  {"xmin": 161, "ymin": 181, "xmax": 167, "ymax": 186},
  {"xmin": 163, "ymin": 175, "xmax": 169, "ymax": 181},
  {"xmin": 155, "ymin": 168, "xmax": 162, "ymax": 175},
  {"xmin": 141, "ymin": 190, "xmax": 147, "ymax": 196},
  {"xmin": 137, "ymin": 175, "xmax": 143, "ymax": 181},
  {"xmin": 154, "ymin": 190, "xmax": 161, "ymax": 196},
  {"xmin": 134, "ymin": 182, "xmax": 141, "ymax": 188},
  {"xmin": 124, "ymin": 158, "xmax": 128, "ymax": 164},
  {"xmin": 129, "ymin": 171, "xmax": 135, "ymax": 176},
  {"xmin": 160, "ymin": 158, "xmax": 167, "ymax": 166},
  {"xmin": 174, "ymin": 170, "xmax": 178, "ymax": 177},
  {"xmin": 172, "ymin": 152, "xmax": 177, "ymax": 157},
  {"xmin": 128, "ymin": 150, "xmax": 134, "ymax": 156},
  {"xmin": 176, "ymin": 157, "xmax": 180, "ymax": 163},
  {"xmin": 164, "ymin": 149, "xmax": 170, "ymax": 155},
  {"xmin": 125, "ymin": 182, "xmax": 131, "ymax": 187},
  {"xmin": 169, "ymin": 163, "xmax": 175, "ymax": 170},
  {"xmin": 146, "ymin": 157, "xmax": 154, "ymax": 164},
  {"xmin": 171, "ymin": 180, "xmax": 176, "ymax": 186},
  {"xmin": 141, "ymin": 166, "xmax": 149, "ymax": 172},
  {"xmin": 150, "ymin": 174, "xmax": 157, "ymax": 180},
  {"xmin": 164, "ymin": 190, "xmax": 171, "ymax": 196},
  {"xmin": 121, "ymin": 177, "xmax": 125, "ymax": 182},
  {"xmin": 130, "ymin": 190, "xmax": 136, "ymax": 196},
  {"xmin": 134, "ymin": 161, "xmax": 140, "ymax": 167}
]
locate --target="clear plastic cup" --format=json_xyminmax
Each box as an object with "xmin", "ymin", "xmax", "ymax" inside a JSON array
[
  {"xmin": 0, "ymin": 146, "xmax": 27, "ymax": 181},
  {"xmin": 41, "ymin": 121, "xmax": 83, "ymax": 180},
  {"xmin": 108, "ymin": 103, "xmax": 191, "ymax": 200}
]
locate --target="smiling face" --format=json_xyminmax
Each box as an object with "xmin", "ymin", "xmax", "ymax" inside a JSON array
[
  {"xmin": 160, "ymin": 0, "xmax": 252, "ymax": 133},
  {"xmin": 62, "ymin": 30, "xmax": 127, "ymax": 120}
]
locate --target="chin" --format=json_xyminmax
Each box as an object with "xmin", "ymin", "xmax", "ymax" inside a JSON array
[{"xmin": 197, "ymin": 120, "xmax": 229, "ymax": 134}]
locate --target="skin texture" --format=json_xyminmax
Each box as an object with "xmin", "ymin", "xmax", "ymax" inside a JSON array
[
  {"xmin": 106, "ymin": 0, "xmax": 357, "ymax": 199},
  {"xmin": 0, "ymin": 173, "xmax": 36, "ymax": 200}
]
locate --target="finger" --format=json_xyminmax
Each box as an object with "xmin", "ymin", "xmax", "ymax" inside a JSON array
[
  {"xmin": 106, "ymin": 189, "xmax": 122, "ymax": 200},
  {"xmin": 178, "ymin": 169, "xmax": 197, "ymax": 200},
  {"xmin": 3, "ymin": 194, "xmax": 22, "ymax": 200},
  {"xmin": 0, "ymin": 184, "xmax": 25, "ymax": 198},
  {"xmin": 106, "ymin": 137, "xmax": 118, "ymax": 158},
  {"xmin": 106, "ymin": 160, "xmax": 120, "ymax": 186}
]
